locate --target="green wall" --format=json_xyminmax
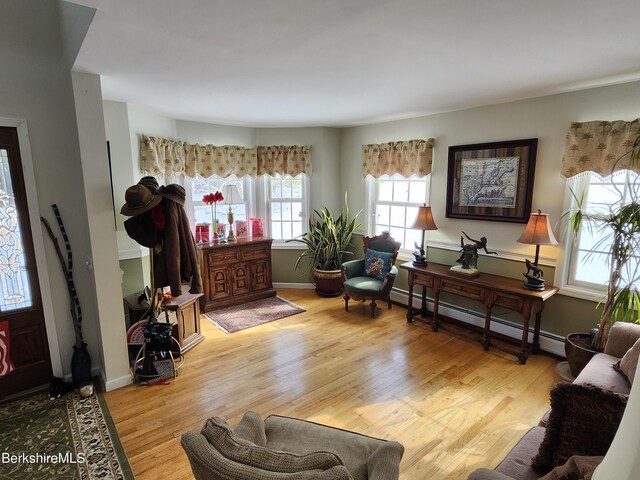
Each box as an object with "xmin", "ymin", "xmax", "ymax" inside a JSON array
[
  {"xmin": 119, "ymin": 257, "xmax": 150, "ymax": 297},
  {"xmin": 271, "ymin": 233, "xmax": 602, "ymax": 338}
]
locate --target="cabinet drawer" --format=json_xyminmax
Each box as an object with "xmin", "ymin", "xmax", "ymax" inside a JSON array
[
  {"xmin": 412, "ymin": 272, "xmax": 433, "ymax": 288},
  {"xmin": 440, "ymin": 279, "xmax": 485, "ymax": 301},
  {"xmin": 493, "ymin": 292, "xmax": 524, "ymax": 311},
  {"xmin": 208, "ymin": 249, "xmax": 240, "ymax": 266},
  {"xmin": 241, "ymin": 245, "xmax": 269, "ymax": 261}
]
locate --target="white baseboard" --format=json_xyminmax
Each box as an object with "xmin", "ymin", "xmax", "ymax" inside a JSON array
[
  {"xmin": 104, "ymin": 374, "xmax": 134, "ymax": 392},
  {"xmin": 390, "ymin": 289, "xmax": 565, "ymax": 357}
]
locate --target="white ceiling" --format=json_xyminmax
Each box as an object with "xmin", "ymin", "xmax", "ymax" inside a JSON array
[{"xmin": 72, "ymin": 0, "xmax": 640, "ymax": 128}]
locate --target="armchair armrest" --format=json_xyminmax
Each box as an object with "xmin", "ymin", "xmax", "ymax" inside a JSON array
[
  {"xmin": 604, "ymin": 322, "xmax": 640, "ymax": 358},
  {"xmin": 342, "ymin": 259, "xmax": 364, "ymax": 280},
  {"xmin": 379, "ymin": 265, "xmax": 398, "ymax": 295}
]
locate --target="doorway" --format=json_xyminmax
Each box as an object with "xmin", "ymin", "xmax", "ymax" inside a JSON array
[{"xmin": 0, "ymin": 126, "xmax": 52, "ymax": 399}]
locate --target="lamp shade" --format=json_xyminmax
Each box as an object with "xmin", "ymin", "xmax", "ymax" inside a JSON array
[
  {"xmin": 221, "ymin": 184, "xmax": 243, "ymax": 204},
  {"xmin": 410, "ymin": 205, "xmax": 438, "ymax": 230},
  {"xmin": 517, "ymin": 210, "xmax": 558, "ymax": 245}
]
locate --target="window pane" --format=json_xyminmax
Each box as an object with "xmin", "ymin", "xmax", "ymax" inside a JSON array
[
  {"xmin": 376, "ymin": 205, "xmax": 390, "ymax": 226},
  {"xmin": 271, "ymin": 178, "xmax": 282, "ymax": 199},
  {"xmin": 406, "ymin": 206, "xmax": 419, "ymax": 227},
  {"xmin": 378, "ymin": 178, "xmax": 393, "ymax": 202},
  {"xmin": 408, "ymin": 180, "xmax": 427, "ymax": 204},
  {"xmin": 574, "ymin": 251, "xmax": 609, "ymax": 285},
  {"xmin": 281, "ymin": 222, "xmax": 292, "ymax": 240},
  {"xmin": 577, "ymin": 223, "xmax": 612, "ymax": 253},
  {"xmin": 292, "ymin": 221, "xmax": 302, "ymax": 239},
  {"xmin": 272, "ymin": 222, "xmax": 282, "ymax": 240},
  {"xmin": 393, "ymin": 181, "xmax": 409, "ymax": 202},
  {"xmin": 406, "ymin": 229, "xmax": 422, "ymax": 250},
  {"xmin": 389, "ymin": 226, "xmax": 406, "ymax": 246},
  {"xmin": 291, "ymin": 202, "xmax": 302, "ymax": 221},
  {"xmin": 281, "ymin": 202, "xmax": 292, "ymax": 221},
  {"xmin": 271, "ymin": 203, "xmax": 281, "ymax": 221},
  {"xmin": 292, "ymin": 178, "xmax": 302, "ymax": 198},
  {"xmin": 0, "ymin": 148, "xmax": 33, "ymax": 311},
  {"xmin": 389, "ymin": 205, "xmax": 406, "ymax": 227}
]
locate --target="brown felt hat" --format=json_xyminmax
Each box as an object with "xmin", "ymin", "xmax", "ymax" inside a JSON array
[
  {"xmin": 137, "ymin": 176, "xmax": 160, "ymax": 194},
  {"xmin": 159, "ymin": 184, "xmax": 186, "ymax": 206},
  {"xmin": 120, "ymin": 184, "xmax": 162, "ymax": 216}
]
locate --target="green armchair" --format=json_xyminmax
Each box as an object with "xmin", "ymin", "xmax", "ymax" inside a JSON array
[{"xmin": 342, "ymin": 231, "xmax": 401, "ymax": 318}]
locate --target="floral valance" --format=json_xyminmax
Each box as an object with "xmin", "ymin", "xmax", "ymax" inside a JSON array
[
  {"xmin": 561, "ymin": 119, "xmax": 640, "ymax": 179},
  {"xmin": 362, "ymin": 138, "xmax": 435, "ymax": 178},
  {"xmin": 257, "ymin": 145, "xmax": 312, "ymax": 176},
  {"xmin": 139, "ymin": 135, "xmax": 311, "ymax": 178}
]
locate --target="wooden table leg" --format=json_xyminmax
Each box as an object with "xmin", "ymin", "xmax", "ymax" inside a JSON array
[
  {"xmin": 518, "ymin": 302, "xmax": 532, "ymax": 364},
  {"xmin": 420, "ymin": 286, "xmax": 428, "ymax": 317},
  {"xmin": 432, "ymin": 287, "xmax": 440, "ymax": 332},
  {"xmin": 482, "ymin": 304, "xmax": 492, "ymax": 350},
  {"xmin": 532, "ymin": 304, "xmax": 543, "ymax": 354},
  {"xmin": 406, "ymin": 275, "xmax": 414, "ymax": 323}
]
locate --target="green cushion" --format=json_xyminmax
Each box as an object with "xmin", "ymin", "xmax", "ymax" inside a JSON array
[{"xmin": 343, "ymin": 276, "xmax": 384, "ymax": 296}]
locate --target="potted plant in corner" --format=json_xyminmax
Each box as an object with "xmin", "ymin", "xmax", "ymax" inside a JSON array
[
  {"xmin": 288, "ymin": 195, "xmax": 361, "ymax": 297},
  {"xmin": 564, "ymin": 134, "xmax": 640, "ymax": 377}
]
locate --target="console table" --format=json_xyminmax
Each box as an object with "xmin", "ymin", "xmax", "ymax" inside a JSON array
[
  {"xmin": 197, "ymin": 237, "xmax": 276, "ymax": 312},
  {"xmin": 400, "ymin": 261, "xmax": 558, "ymax": 364}
]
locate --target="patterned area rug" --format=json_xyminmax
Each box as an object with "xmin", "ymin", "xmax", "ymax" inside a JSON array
[
  {"xmin": 0, "ymin": 390, "xmax": 134, "ymax": 479},
  {"xmin": 204, "ymin": 296, "xmax": 306, "ymax": 333}
]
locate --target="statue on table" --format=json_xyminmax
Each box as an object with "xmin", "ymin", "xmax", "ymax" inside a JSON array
[
  {"xmin": 452, "ymin": 231, "xmax": 497, "ymax": 274},
  {"xmin": 412, "ymin": 241, "xmax": 427, "ymax": 266}
]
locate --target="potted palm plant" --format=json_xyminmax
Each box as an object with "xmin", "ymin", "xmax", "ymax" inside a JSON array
[
  {"xmin": 564, "ymin": 135, "xmax": 640, "ymax": 376},
  {"xmin": 288, "ymin": 195, "xmax": 361, "ymax": 297}
]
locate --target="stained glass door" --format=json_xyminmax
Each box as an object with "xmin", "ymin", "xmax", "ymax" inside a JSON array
[{"xmin": 0, "ymin": 126, "xmax": 51, "ymax": 399}]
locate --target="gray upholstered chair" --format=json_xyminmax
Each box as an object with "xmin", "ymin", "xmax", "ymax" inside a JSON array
[
  {"xmin": 341, "ymin": 231, "xmax": 401, "ymax": 318},
  {"xmin": 181, "ymin": 411, "xmax": 404, "ymax": 480}
]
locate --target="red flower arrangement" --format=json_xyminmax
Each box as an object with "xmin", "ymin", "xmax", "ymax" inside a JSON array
[
  {"xmin": 202, "ymin": 191, "xmax": 224, "ymax": 242},
  {"xmin": 202, "ymin": 191, "xmax": 224, "ymax": 204}
]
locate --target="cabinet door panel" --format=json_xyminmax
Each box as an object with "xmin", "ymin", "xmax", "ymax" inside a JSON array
[
  {"xmin": 210, "ymin": 267, "xmax": 231, "ymax": 299},
  {"xmin": 252, "ymin": 260, "xmax": 271, "ymax": 290},
  {"xmin": 232, "ymin": 263, "xmax": 251, "ymax": 295}
]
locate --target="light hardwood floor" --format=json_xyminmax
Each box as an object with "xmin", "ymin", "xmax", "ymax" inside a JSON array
[{"xmin": 105, "ymin": 288, "xmax": 560, "ymax": 479}]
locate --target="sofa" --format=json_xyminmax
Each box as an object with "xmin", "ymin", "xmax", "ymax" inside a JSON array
[
  {"xmin": 181, "ymin": 411, "xmax": 404, "ymax": 480},
  {"xmin": 468, "ymin": 322, "xmax": 640, "ymax": 480}
]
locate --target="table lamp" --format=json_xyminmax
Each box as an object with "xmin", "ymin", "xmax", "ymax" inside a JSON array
[
  {"xmin": 517, "ymin": 209, "xmax": 558, "ymax": 290},
  {"xmin": 221, "ymin": 184, "xmax": 243, "ymax": 242},
  {"xmin": 409, "ymin": 205, "xmax": 438, "ymax": 266}
]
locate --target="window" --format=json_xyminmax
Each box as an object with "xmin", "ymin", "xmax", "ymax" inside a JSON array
[
  {"xmin": 366, "ymin": 174, "xmax": 430, "ymax": 250},
  {"xmin": 161, "ymin": 173, "xmax": 308, "ymax": 244},
  {"xmin": 563, "ymin": 170, "xmax": 640, "ymax": 292},
  {"xmin": 264, "ymin": 174, "xmax": 307, "ymax": 241},
  {"xmin": 190, "ymin": 175, "xmax": 250, "ymax": 232}
]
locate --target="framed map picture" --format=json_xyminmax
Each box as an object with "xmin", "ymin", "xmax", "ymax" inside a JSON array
[{"xmin": 446, "ymin": 139, "xmax": 538, "ymax": 223}]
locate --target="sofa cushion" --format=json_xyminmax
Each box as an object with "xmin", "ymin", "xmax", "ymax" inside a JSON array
[
  {"xmin": 530, "ymin": 383, "xmax": 627, "ymax": 474},
  {"xmin": 363, "ymin": 249, "xmax": 392, "ymax": 280},
  {"xmin": 615, "ymin": 337, "xmax": 640, "ymax": 385},
  {"xmin": 574, "ymin": 353, "xmax": 631, "ymax": 394},
  {"xmin": 201, "ymin": 417, "xmax": 344, "ymax": 473},
  {"xmin": 182, "ymin": 431, "xmax": 353, "ymax": 480},
  {"xmin": 343, "ymin": 276, "xmax": 385, "ymax": 296},
  {"xmin": 494, "ymin": 426, "xmax": 545, "ymax": 480},
  {"xmin": 603, "ymin": 322, "xmax": 640, "ymax": 358},
  {"xmin": 265, "ymin": 415, "xmax": 403, "ymax": 480}
]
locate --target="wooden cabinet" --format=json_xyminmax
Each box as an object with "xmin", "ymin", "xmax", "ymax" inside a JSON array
[{"xmin": 197, "ymin": 237, "xmax": 276, "ymax": 312}]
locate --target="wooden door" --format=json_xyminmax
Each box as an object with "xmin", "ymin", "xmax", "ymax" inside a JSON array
[{"xmin": 0, "ymin": 127, "xmax": 51, "ymax": 399}]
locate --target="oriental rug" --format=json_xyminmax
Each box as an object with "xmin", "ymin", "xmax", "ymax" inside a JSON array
[
  {"xmin": 0, "ymin": 389, "xmax": 134, "ymax": 479},
  {"xmin": 204, "ymin": 296, "xmax": 306, "ymax": 333}
]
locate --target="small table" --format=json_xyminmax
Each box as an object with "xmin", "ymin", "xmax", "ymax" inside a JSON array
[
  {"xmin": 400, "ymin": 262, "xmax": 558, "ymax": 364},
  {"xmin": 164, "ymin": 291, "xmax": 205, "ymax": 353}
]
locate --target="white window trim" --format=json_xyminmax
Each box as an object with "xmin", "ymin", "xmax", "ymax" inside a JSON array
[
  {"xmin": 365, "ymin": 174, "xmax": 430, "ymax": 259},
  {"xmin": 555, "ymin": 173, "xmax": 620, "ymax": 302},
  {"xmin": 260, "ymin": 174, "xmax": 309, "ymax": 247}
]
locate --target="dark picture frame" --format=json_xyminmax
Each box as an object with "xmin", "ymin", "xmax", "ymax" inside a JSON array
[{"xmin": 446, "ymin": 138, "xmax": 538, "ymax": 223}]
